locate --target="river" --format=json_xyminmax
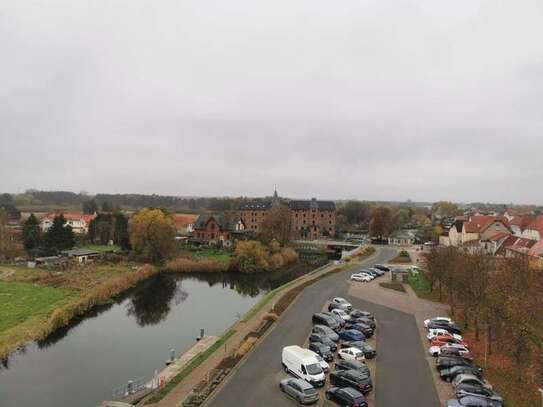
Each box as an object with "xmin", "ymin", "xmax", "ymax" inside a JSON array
[{"xmin": 0, "ymin": 264, "xmax": 317, "ymax": 407}]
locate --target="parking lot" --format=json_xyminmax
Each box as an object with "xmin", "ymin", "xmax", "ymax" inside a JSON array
[{"xmin": 206, "ymin": 248, "xmax": 442, "ymax": 407}]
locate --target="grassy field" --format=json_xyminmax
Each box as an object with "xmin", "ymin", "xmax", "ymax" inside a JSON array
[
  {"xmin": 0, "ymin": 262, "xmax": 155, "ymax": 359},
  {"xmin": 0, "ymin": 282, "xmax": 78, "ymax": 332},
  {"xmin": 186, "ymin": 248, "xmax": 231, "ymax": 264},
  {"xmin": 407, "ymin": 272, "xmax": 440, "ymax": 301}
]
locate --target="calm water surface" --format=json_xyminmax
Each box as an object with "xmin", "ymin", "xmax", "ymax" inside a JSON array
[{"xmin": 0, "ymin": 266, "xmax": 314, "ymax": 407}]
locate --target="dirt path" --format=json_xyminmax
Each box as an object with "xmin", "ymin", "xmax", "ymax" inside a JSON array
[{"xmin": 348, "ymin": 278, "xmax": 453, "ymax": 404}]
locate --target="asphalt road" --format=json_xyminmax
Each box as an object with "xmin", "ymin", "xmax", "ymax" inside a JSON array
[{"xmin": 207, "ymin": 248, "xmax": 440, "ymax": 407}]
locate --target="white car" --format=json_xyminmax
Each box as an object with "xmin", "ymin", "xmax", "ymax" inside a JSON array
[
  {"xmin": 330, "ymin": 308, "xmax": 351, "ymax": 322},
  {"xmin": 330, "ymin": 297, "xmax": 352, "ymax": 311},
  {"xmin": 308, "ymin": 350, "xmax": 330, "ymax": 372},
  {"xmin": 428, "ymin": 344, "xmax": 470, "ymax": 357},
  {"xmin": 424, "ymin": 317, "xmax": 454, "ymax": 328},
  {"xmin": 350, "ymin": 273, "xmax": 372, "ymax": 282},
  {"xmin": 338, "ymin": 347, "xmax": 365, "ymax": 362},
  {"xmin": 427, "ymin": 328, "xmax": 463, "ymax": 342}
]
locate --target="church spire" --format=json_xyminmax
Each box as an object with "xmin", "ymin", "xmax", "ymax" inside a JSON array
[{"xmin": 272, "ymin": 185, "xmax": 280, "ymax": 207}]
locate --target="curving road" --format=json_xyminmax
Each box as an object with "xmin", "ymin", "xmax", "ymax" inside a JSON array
[{"xmin": 206, "ymin": 247, "xmax": 440, "ymax": 407}]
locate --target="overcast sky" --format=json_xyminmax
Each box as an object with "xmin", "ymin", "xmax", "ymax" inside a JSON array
[{"xmin": 1, "ymin": 1, "xmax": 542, "ymax": 203}]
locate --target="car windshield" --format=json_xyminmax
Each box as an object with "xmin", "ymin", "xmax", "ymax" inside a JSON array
[
  {"xmin": 315, "ymin": 354, "xmax": 323, "ymax": 362},
  {"xmin": 306, "ymin": 363, "xmax": 323, "ymax": 375}
]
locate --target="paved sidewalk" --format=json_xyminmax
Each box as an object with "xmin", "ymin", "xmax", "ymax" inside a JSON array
[{"xmin": 348, "ymin": 278, "xmax": 452, "ymax": 404}]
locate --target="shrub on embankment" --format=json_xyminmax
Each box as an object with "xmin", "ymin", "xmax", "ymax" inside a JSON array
[
  {"xmin": 0, "ymin": 264, "xmax": 156, "ymax": 360},
  {"xmin": 165, "ymin": 257, "xmax": 229, "ymax": 273}
]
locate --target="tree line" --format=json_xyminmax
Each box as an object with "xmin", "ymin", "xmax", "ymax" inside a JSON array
[{"xmin": 424, "ymin": 247, "xmax": 543, "ymax": 386}]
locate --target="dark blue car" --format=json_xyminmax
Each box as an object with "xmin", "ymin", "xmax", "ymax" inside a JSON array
[{"xmin": 339, "ymin": 329, "xmax": 365, "ymax": 341}]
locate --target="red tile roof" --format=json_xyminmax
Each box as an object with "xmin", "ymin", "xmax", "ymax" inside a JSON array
[
  {"xmin": 464, "ymin": 216, "xmax": 509, "ymax": 234},
  {"xmin": 486, "ymin": 232, "xmax": 510, "ymax": 242},
  {"xmin": 496, "ymin": 235, "xmax": 537, "ymax": 256},
  {"xmin": 509, "ymin": 215, "xmax": 535, "ymax": 230},
  {"xmin": 172, "ymin": 214, "xmax": 199, "ymax": 228},
  {"xmin": 525, "ymin": 215, "xmax": 543, "ymax": 235},
  {"xmin": 44, "ymin": 212, "xmax": 96, "ymax": 225}
]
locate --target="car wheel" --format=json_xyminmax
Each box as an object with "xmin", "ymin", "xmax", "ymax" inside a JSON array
[
  {"xmin": 284, "ymin": 365, "xmax": 289, "ymax": 373},
  {"xmin": 432, "ymin": 352, "xmax": 438, "ymax": 357},
  {"xmin": 325, "ymin": 392, "xmax": 331, "ymax": 400}
]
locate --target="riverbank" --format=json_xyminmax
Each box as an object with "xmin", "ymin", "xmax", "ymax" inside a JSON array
[{"xmin": 0, "ymin": 263, "xmax": 157, "ymax": 360}]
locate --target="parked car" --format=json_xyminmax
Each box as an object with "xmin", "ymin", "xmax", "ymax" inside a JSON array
[
  {"xmin": 322, "ymin": 311, "xmax": 346, "ymax": 327},
  {"xmin": 307, "ymin": 350, "xmax": 330, "ymax": 372},
  {"xmin": 349, "ymin": 317, "xmax": 376, "ymax": 330},
  {"xmin": 350, "ymin": 310, "xmax": 375, "ymax": 321},
  {"xmin": 427, "ymin": 328, "xmax": 463, "ymax": 342},
  {"xmin": 334, "ymin": 359, "xmax": 370, "ymax": 376},
  {"xmin": 370, "ymin": 267, "xmax": 386, "ymax": 276},
  {"xmin": 445, "ymin": 396, "xmax": 501, "ymax": 407},
  {"xmin": 360, "ymin": 269, "xmax": 378, "ymax": 278},
  {"xmin": 351, "ymin": 273, "xmax": 372, "ymax": 282},
  {"xmin": 348, "ymin": 323, "xmax": 373, "ymax": 338},
  {"xmin": 309, "ymin": 333, "xmax": 337, "ymax": 352},
  {"xmin": 339, "ymin": 329, "xmax": 365, "ymax": 341},
  {"xmin": 312, "ymin": 325, "xmax": 339, "ymax": 342},
  {"xmin": 373, "ymin": 264, "xmax": 390, "ymax": 272},
  {"xmin": 340, "ymin": 341, "xmax": 375, "ymax": 359},
  {"xmin": 282, "ymin": 346, "xmax": 325, "ymax": 387},
  {"xmin": 430, "ymin": 335, "xmax": 467, "ymax": 347},
  {"xmin": 452, "ymin": 374, "xmax": 492, "ymax": 390},
  {"xmin": 325, "ymin": 387, "xmax": 368, "ymax": 407},
  {"xmin": 424, "ymin": 317, "xmax": 454, "ymax": 328},
  {"xmin": 429, "ymin": 344, "xmax": 471, "ymax": 358},
  {"xmin": 330, "ymin": 308, "xmax": 352, "ymax": 322},
  {"xmin": 279, "ymin": 378, "xmax": 319, "ymax": 405},
  {"xmin": 440, "ymin": 365, "xmax": 483, "ymax": 382},
  {"xmin": 312, "ymin": 313, "xmax": 341, "ymax": 331},
  {"xmin": 329, "ymin": 297, "xmax": 352, "ymax": 311},
  {"xmin": 427, "ymin": 322, "xmax": 463, "ymax": 335},
  {"xmin": 455, "ymin": 384, "xmax": 503, "ymax": 405},
  {"xmin": 338, "ymin": 347, "xmax": 365, "ymax": 362},
  {"xmin": 329, "ymin": 369, "xmax": 373, "ymax": 394},
  {"xmin": 309, "ymin": 342, "xmax": 333, "ymax": 362},
  {"xmin": 436, "ymin": 357, "xmax": 481, "ymax": 372}
]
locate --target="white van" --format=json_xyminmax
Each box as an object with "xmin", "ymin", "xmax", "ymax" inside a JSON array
[{"xmin": 282, "ymin": 346, "xmax": 325, "ymax": 387}]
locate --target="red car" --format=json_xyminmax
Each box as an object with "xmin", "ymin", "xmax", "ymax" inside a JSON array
[{"xmin": 430, "ymin": 335, "xmax": 468, "ymax": 348}]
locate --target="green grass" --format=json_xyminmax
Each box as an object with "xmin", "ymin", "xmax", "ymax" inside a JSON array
[
  {"xmin": 186, "ymin": 248, "xmax": 231, "ymax": 264},
  {"xmin": 379, "ymin": 282, "xmax": 406, "ymax": 292},
  {"xmin": 82, "ymin": 244, "xmax": 122, "ymax": 253},
  {"xmin": 408, "ymin": 272, "xmax": 438, "ymax": 301},
  {"xmin": 145, "ymin": 329, "xmax": 236, "ymax": 404},
  {"xmin": 0, "ymin": 281, "xmax": 78, "ymax": 333}
]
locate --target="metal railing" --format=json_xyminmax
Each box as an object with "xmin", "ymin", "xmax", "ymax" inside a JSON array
[{"xmin": 111, "ymin": 377, "xmax": 149, "ymax": 400}]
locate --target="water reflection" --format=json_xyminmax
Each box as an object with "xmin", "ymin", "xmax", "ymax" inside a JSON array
[{"xmin": 126, "ymin": 273, "xmax": 187, "ymax": 326}]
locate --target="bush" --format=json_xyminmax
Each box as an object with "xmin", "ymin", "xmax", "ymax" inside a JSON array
[
  {"xmin": 232, "ymin": 241, "xmax": 269, "ymax": 273},
  {"xmin": 235, "ymin": 337, "xmax": 258, "ymax": 357}
]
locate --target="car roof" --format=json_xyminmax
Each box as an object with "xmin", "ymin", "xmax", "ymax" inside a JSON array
[
  {"xmin": 292, "ymin": 378, "xmax": 313, "ymax": 389},
  {"xmin": 455, "ymin": 373, "xmax": 481, "ymax": 381},
  {"xmin": 342, "ymin": 347, "xmax": 362, "ymax": 352},
  {"xmin": 341, "ymin": 387, "xmax": 364, "ymax": 397}
]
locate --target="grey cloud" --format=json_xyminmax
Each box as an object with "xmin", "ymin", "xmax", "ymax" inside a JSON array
[{"xmin": 1, "ymin": 0, "xmax": 543, "ymax": 204}]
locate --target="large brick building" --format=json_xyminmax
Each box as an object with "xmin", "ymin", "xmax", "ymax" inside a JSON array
[{"xmin": 239, "ymin": 190, "xmax": 336, "ymax": 240}]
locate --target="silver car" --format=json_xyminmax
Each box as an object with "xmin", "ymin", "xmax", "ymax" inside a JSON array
[{"xmin": 279, "ymin": 378, "xmax": 319, "ymax": 404}]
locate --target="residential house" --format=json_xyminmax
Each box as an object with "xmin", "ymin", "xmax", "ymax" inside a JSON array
[
  {"xmin": 509, "ymin": 215, "xmax": 534, "ymax": 237},
  {"xmin": 40, "ymin": 212, "xmax": 96, "ymax": 234},
  {"xmin": 480, "ymin": 232, "xmax": 510, "ymax": 256},
  {"xmin": 191, "ymin": 214, "xmax": 245, "ymax": 247},
  {"xmin": 461, "ymin": 216, "xmax": 510, "ymax": 244},
  {"xmin": 172, "ymin": 214, "xmax": 199, "ymax": 237},
  {"xmin": 521, "ymin": 215, "xmax": 543, "ymax": 241},
  {"xmin": 446, "ymin": 219, "xmax": 465, "ymax": 247}
]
